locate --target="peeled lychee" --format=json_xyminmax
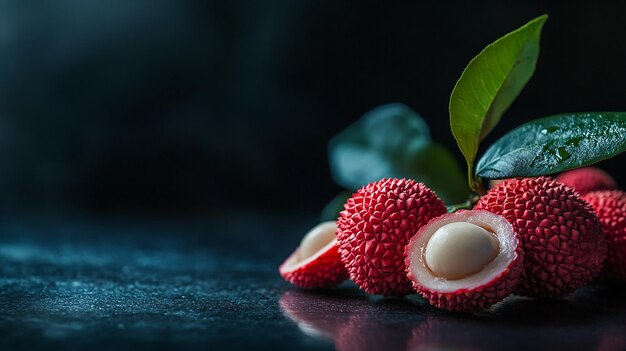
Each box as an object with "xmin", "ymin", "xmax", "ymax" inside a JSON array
[
  {"xmin": 475, "ymin": 177, "xmax": 607, "ymax": 297},
  {"xmin": 405, "ymin": 210, "xmax": 523, "ymax": 311},
  {"xmin": 279, "ymin": 221, "xmax": 349, "ymax": 289},
  {"xmin": 337, "ymin": 178, "xmax": 446, "ymax": 296},
  {"xmin": 582, "ymin": 190, "xmax": 626, "ymax": 281},
  {"xmin": 556, "ymin": 166, "xmax": 618, "ymax": 195}
]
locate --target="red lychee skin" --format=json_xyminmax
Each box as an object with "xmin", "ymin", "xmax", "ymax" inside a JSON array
[
  {"xmin": 556, "ymin": 167, "xmax": 618, "ymax": 195},
  {"xmin": 279, "ymin": 242, "xmax": 348, "ymax": 289},
  {"xmin": 405, "ymin": 210, "xmax": 524, "ymax": 312},
  {"xmin": 336, "ymin": 178, "xmax": 446, "ymax": 296},
  {"xmin": 474, "ymin": 177, "xmax": 607, "ymax": 297},
  {"xmin": 582, "ymin": 190, "xmax": 626, "ymax": 281}
]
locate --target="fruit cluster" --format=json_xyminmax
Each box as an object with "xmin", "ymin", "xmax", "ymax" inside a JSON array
[
  {"xmin": 279, "ymin": 15, "xmax": 626, "ymax": 312},
  {"xmin": 279, "ymin": 167, "xmax": 625, "ymax": 312}
]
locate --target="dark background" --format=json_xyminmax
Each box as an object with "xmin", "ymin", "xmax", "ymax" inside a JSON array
[
  {"xmin": 0, "ymin": 0, "xmax": 624, "ymax": 218},
  {"xmin": 2, "ymin": 3, "xmax": 626, "ymax": 350}
]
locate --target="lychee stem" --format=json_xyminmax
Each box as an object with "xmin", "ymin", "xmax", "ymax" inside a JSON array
[
  {"xmin": 467, "ymin": 165, "xmax": 486, "ymax": 196},
  {"xmin": 471, "ymin": 177, "xmax": 487, "ymax": 196},
  {"xmin": 447, "ymin": 194, "xmax": 481, "ymax": 213},
  {"xmin": 446, "ymin": 200, "xmax": 472, "ymax": 213}
]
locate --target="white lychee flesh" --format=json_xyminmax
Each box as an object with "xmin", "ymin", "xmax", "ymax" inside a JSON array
[
  {"xmin": 424, "ymin": 222, "xmax": 500, "ymax": 280},
  {"xmin": 281, "ymin": 221, "xmax": 338, "ymax": 270},
  {"xmin": 407, "ymin": 210, "xmax": 519, "ymax": 292}
]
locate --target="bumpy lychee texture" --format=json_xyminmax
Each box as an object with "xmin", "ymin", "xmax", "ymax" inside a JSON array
[
  {"xmin": 475, "ymin": 177, "xmax": 607, "ymax": 297},
  {"xmin": 582, "ymin": 190, "xmax": 626, "ymax": 281},
  {"xmin": 556, "ymin": 166, "xmax": 618, "ymax": 195},
  {"xmin": 279, "ymin": 221, "xmax": 349, "ymax": 289},
  {"xmin": 337, "ymin": 178, "xmax": 446, "ymax": 296},
  {"xmin": 405, "ymin": 210, "xmax": 523, "ymax": 312}
]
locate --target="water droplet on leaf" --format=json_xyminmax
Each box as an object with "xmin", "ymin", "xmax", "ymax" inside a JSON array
[{"xmin": 555, "ymin": 147, "xmax": 571, "ymax": 161}]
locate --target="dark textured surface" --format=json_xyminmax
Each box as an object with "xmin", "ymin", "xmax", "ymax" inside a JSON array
[{"xmin": 2, "ymin": 214, "xmax": 626, "ymax": 351}]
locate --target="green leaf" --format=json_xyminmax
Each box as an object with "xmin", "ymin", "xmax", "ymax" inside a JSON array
[
  {"xmin": 476, "ymin": 112, "xmax": 626, "ymax": 179},
  {"xmin": 320, "ymin": 191, "xmax": 352, "ymax": 222},
  {"xmin": 328, "ymin": 103, "xmax": 468, "ymax": 204},
  {"xmin": 449, "ymin": 15, "xmax": 548, "ymax": 189},
  {"xmin": 408, "ymin": 143, "xmax": 468, "ymax": 204}
]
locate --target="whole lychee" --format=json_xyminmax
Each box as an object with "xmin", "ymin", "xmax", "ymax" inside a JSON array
[
  {"xmin": 474, "ymin": 177, "xmax": 607, "ymax": 297},
  {"xmin": 405, "ymin": 210, "xmax": 523, "ymax": 312},
  {"xmin": 582, "ymin": 190, "xmax": 626, "ymax": 281},
  {"xmin": 337, "ymin": 178, "xmax": 446, "ymax": 296},
  {"xmin": 279, "ymin": 221, "xmax": 349, "ymax": 289},
  {"xmin": 488, "ymin": 178, "xmax": 507, "ymax": 189},
  {"xmin": 556, "ymin": 166, "xmax": 618, "ymax": 195}
]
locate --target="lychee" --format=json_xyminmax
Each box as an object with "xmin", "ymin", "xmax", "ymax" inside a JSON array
[
  {"xmin": 337, "ymin": 178, "xmax": 446, "ymax": 296},
  {"xmin": 556, "ymin": 166, "xmax": 618, "ymax": 195},
  {"xmin": 279, "ymin": 221, "xmax": 349, "ymax": 289},
  {"xmin": 405, "ymin": 210, "xmax": 523, "ymax": 311},
  {"xmin": 488, "ymin": 178, "xmax": 507, "ymax": 189},
  {"xmin": 474, "ymin": 177, "xmax": 607, "ymax": 297},
  {"xmin": 582, "ymin": 190, "xmax": 626, "ymax": 281}
]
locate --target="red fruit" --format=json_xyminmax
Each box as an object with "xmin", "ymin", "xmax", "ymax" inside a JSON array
[
  {"xmin": 405, "ymin": 210, "xmax": 523, "ymax": 312},
  {"xmin": 475, "ymin": 177, "xmax": 607, "ymax": 297},
  {"xmin": 556, "ymin": 167, "xmax": 618, "ymax": 195},
  {"xmin": 279, "ymin": 221, "xmax": 348, "ymax": 289},
  {"xmin": 488, "ymin": 178, "xmax": 507, "ymax": 189},
  {"xmin": 582, "ymin": 190, "xmax": 626, "ymax": 281},
  {"xmin": 337, "ymin": 178, "xmax": 446, "ymax": 296}
]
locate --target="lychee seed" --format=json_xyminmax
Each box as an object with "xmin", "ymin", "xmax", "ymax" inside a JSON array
[
  {"xmin": 556, "ymin": 166, "xmax": 617, "ymax": 195},
  {"xmin": 424, "ymin": 222, "xmax": 500, "ymax": 280},
  {"xmin": 337, "ymin": 178, "xmax": 447, "ymax": 296},
  {"xmin": 474, "ymin": 176, "xmax": 607, "ymax": 297},
  {"xmin": 406, "ymin": 210, "xmax": 523, "ymax": 312},
  {"xmin": 279, "ymin": 221, "xmax": 348, "ymax": 289}
]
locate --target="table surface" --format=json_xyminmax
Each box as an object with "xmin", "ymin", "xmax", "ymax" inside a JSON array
[{"xmin": 1, "ymin": 213, "xmax": 626, "ymax": 351}]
